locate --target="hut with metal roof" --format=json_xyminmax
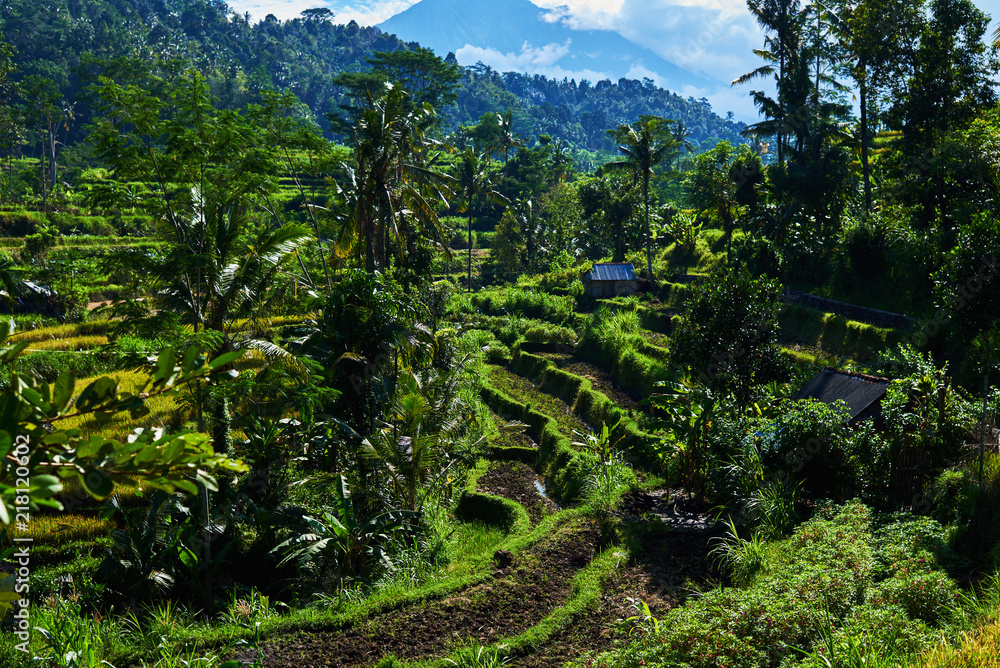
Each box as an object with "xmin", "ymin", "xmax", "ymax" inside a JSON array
[
  {"xmin": 582, "ymin": 262, "xmax": 638, "ymax": 298},
  {"xmin": 792, "ymin": 368, "xmax": 892, "ymax": 425}
]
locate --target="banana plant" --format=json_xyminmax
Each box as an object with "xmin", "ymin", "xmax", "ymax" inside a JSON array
[
  {"xmin": 273, "ymin": 475, "xmax": 420, "ymax": 588},
  {"xmin": 646, "ymin": 380, "xmax": 716, "ymax": 499},
  {"xmin": 572, "ymin": 416, "xmax": 625, "ymax": 510}
]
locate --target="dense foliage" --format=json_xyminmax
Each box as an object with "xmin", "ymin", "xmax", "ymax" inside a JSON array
[{"xmin": 0, "ymin": 0, "xmax": 999, "ymax": 665}]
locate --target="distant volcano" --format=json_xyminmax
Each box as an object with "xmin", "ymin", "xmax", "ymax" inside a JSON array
[{"xmin": 377, "ymin": 0, "xmax": 720, "ymax": 93}]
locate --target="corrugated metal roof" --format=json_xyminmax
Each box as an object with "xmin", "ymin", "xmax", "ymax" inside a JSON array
[
  {"xmin": 792, "ymin": 368, "xmax": 890, "ymax": 421},
  {"xmin": 587, "ymin": 263, "xmax": 636, "ymax": 282}
]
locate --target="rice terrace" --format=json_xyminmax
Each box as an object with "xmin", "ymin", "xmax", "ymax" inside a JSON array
[{"xmin": 2, "ymin": 0, "xmax": 1000, "ymax": 667}]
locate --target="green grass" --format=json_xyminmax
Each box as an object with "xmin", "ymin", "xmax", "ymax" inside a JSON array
[
  {"xmin": 779, "ymin": 304, "xmax": 909, "ymax": 363},
  {"xmin": 576, "ymin": 307, "xmax": 671, "ymax": 398},
  {"xmin": 8, "ymin": 320, "xmax": 114, "ymax": 344},
  {"xmin": 487, "ymin": 366, "xmax": 592, "ymax": 438},
  {"xmin": 460, "ymin": 287, "xmax": 579, "ymax": 327},
  {"xmin": 3, "ymin": 513, "xmax": 113, "ymax": 546},
  {"xmin": 653, "ymin": 228, "xmax": 731, "ymax": 277},
  {"xmin": 462, "ymin": 313, "xmax": 577, "ymax": 348}
]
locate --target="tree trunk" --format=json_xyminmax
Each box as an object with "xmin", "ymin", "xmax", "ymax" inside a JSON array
[
  {"xmin": 981, "ymin": 330, "xmax": 990, "ymax": 493},
  {"xmin": 613, "ymin": 217, "xmax": 625, "ymax": 263},
  {"xmin": 643, "ymin": 173, "xmax": 655, "ymax": 282},
  {"xmin": 467, "ymin": 209, "xmax": 474, "ymax": 292},
  {"xmin": 778, "ymin": 20, "xmax": 785, "ymax": 165},
  {"xmin": 48, "ymin": 120, "xmax": 57, "ymax": 191},
  {"xmin": 39, "ymin": 125, "xmax": 47, "ymax": 206},
  {"xmin": 860, "ymin": 72, "xmax": 871, "ymax": 212}
]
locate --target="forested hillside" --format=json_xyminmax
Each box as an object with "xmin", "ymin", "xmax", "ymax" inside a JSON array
[
  {"xmin": 0, "ymin": 0, "xmax": 743, "ymax": 154},
  {"xmin": 450, "ymin": 66, "xmax": 741, "ymax": 153}
]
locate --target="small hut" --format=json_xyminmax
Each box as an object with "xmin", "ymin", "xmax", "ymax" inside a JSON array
[
  {"xmin": 582, "ymin": 262, "xmax": 638, "ymax": 298},
  {"xmin": 792, "ymin": 368, "xmax": 891, "ymax": 426}
]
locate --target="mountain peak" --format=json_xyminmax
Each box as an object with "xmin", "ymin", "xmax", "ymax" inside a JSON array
[{"xmin": 377, "ymin": 0, "xmax": 718, "ymax": 93}]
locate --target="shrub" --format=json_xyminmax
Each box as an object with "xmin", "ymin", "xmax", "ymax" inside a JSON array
[
  {"xmin": 573, "ymin": 502, "xmax": 958, "ymax": 668},
  {"xmin": 839, "ymin": 215, "xmax": 894, "ymax": 284},
  {"xmin": 455, "ymin": 490, "xmax": 528, "ymax": 533},
  {"xmin": 869, "ymin": 570, "xmax": 958, "ymax": 626},
  {"xmin": 758, "ymin": 398, "xmax": 855, "ymax": 499},
  {"xmin": 731, "ymin": 233, "xmax": 782, "ymax": 279}
]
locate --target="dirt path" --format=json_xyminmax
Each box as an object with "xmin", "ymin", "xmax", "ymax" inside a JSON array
[
  {"xmin": 509, "ymin": 492, "xmax": 717, "ymax": 667},
  {"xmin": 239, "ymin": 484, "xmax": 716, "ymax": 668},
  {"xmin": 249, "ymin": 520, "xmax": 600, "ymax": 667}
]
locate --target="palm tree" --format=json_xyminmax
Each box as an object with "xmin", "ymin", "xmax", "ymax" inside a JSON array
[
  {"xmin": 497, "ymin": 109, "xmax": 523, "ymax": 179},
  {"xmin": 671, "ymin": 120, "xmax": 696, "ymax": 168},
  {"xmin": 827, "ymin": 0, "xmax": 921, "ymax": 213},
  {"xmin": 454, "ymin": 147, "xmax": 501, "ymax": 291},
  {"xmin": 604, "ymin": 116, "xmax": 679, "ymax": 282},
  {"xmin": 734, "ymin": 0, "xmax": 806, "ymax": 164},
  {"xmin": 348, "ymin": 84, "xmax": 451, "ymax": 274}
]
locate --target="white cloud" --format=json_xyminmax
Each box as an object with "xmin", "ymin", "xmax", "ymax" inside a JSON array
[
  {"xmin": 225, "ymin": 0, "xmax": 760, "ymax": 87},
  {"xmin": 455, "ymin": 43, "xmax": 610, "ymax": 83},
  {"xmin": 624, "ymin": 64, "xmax": 666, "ymax": 87},
  {"xmin": 328, "ymin": 0, "xmax": 421, "ymax": 25},
  {"xmin": 227, "ymin": 0, "xmax": 420, "ymax": 23},
  {"xmin": 531, "ymin": 0, "xmax": 762, "ymax": 85},
  {"xmin": 682, "ymin": 83, "xmax": 760, "ymax": 121}
]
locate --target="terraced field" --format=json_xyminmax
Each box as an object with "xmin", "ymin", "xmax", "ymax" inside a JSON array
[{"xmin": 224, "ymin": 354, "xmax": 717, "ymax": 668}]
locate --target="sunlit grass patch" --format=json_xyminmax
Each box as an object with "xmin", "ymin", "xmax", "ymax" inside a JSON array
[
  {"xmin": 8, "ymin": 320, "xmax": 114, "ymax": 344},
  {"xmin": 922, "ymin": 623, "xmax": 1000, "ymax": 667},
  {"xmin": 5, "ymin": 513, "xmax": 114, "ymax": 546},
  {"xmin": 25, "ymin": 335, "xmax": 109, "ymax": 351},
  {"xmin": 56, "ymin": 369, "xmax": 185, "ymax": 438}
]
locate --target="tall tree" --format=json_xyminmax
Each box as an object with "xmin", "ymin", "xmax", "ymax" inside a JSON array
[
  {"xmin": 933, "ymin": 213, "xmax": 1000, "ymax": 493},
  {"xmin": 884, "ymin": 0, "xmax": 997, "ymax": 233},
  {"xmin": 90, "ymin": 68, "xmax": 311, "ymax": 450},
  {"xmin": 887, "ymin": 0, "xmax": 996, "ymax": 155},
  {"xmin": 497, "ymin": 109, "xmax": 523, "ymax": 177},
  {"xmin": 578, "ymin": 174, "xmax": 641, "ymax": 262},
  {"xmin": 735, "ymin": 0, "xmax": 806, "ymax": 164},
  {"xmin": 828, "ymin": 0, "xmax": 922, "ymax": 212},
  {"xmin": 604, "ymin": 116, "xmax": 679, "ymax": 282},
  {"xmin": 685, "ymin": 141, "xmax": 762, "ymax": 261},
  {"xmin": 0, "ymin": 40, "xmax": 23, "ymax": 204},
  {"xmin": 21, "ymin": 75, "xmax": 63, "ymax": 204},
  {"xmin": 454, "ymin": 147, "xmax": 498, "ymax": 291},
  {"xmin": 345, "ymin": 84, "xmax": 450, "ymax": 274},
  {"xmin": 671, "ymin": 270, "xmax": 786, "ymax": 404},
  {"xmin": 334, "ymin": 47, "xmax": 460, "ymax": 134}
]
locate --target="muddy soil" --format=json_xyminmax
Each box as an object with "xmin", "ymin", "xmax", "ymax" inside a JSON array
[
  {"xmin": 476, "ymin": 461, "xmax": 559, "ymax": 524},
  {"xmin": 248, "ymin": 520, "xmax": 600, "ymax": 667},
  {"xmin": 508, "ymin": 503, "xmax": 716, "ymax": 667},
  {"xmin": 227, "ymin": 489, "xmax": 716, "ymax": 668}
]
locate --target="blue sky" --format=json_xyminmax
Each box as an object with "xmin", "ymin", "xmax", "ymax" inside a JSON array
[{"xmin": 225, "ymin": 0, "xmax": 1000, "ymax": 120}]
